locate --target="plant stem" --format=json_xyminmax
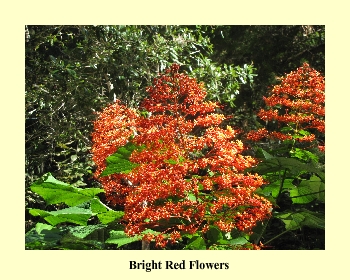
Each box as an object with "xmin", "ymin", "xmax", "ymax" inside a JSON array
[
  {"xmin": 255, "ymin": 168, "xmax": 287, "ymax": 244},
  {"xmin": 264, "ymin": 230, "xmax": 290, "ymax": 245},
  {"xmin": 276, "ymin": 168, "xmax": 287, "ymax": 205},
  {"xmin": 254, "ymin": 218, "xmax": 270, "ymax": 245},
  {"xmin": 289, "ymin": 190, "xmax": 325, "ymax": 198}
]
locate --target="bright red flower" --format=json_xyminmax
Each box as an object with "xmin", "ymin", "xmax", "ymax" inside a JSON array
[{"xmin": 247, "ymin": 63, "xmax": 325, "ymax": 150}]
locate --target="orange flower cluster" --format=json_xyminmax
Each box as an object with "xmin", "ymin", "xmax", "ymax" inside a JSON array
[
  {"xmin": 92, "ymin": 64, "xmax": 272, "ymax": 247},
  {"xmin": 91, "ymin": 101, "xmax": 138, "ymax": 205},
  {"xmin": 247, "ymin": 63, "xmax": 325, "ymax": 151}
]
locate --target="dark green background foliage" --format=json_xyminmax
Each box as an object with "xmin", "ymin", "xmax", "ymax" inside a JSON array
[{"xmin": 25, "ymin": 25, "xmax": 324, "ymax": 249}]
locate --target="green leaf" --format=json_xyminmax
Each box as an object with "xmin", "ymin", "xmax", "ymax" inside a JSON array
[
  {"xmin": 298, "ymin": 130, "xmax": 310, "ymax": 136},
  {"xmin": 25, "ymin": 223, "xmax": 67, "ymax": 249},
  {"xmin": 29, "ymin": 208, "xmax": 52, "ymax": 218},
  {"xmin": 66, "ymin": 68, "xmax": 76, "ymax": 77},
  {"xmin": 301, "ymin": 210, "xmax": 325, "ymax": 230},
  {"xmin": 254, "ymin": 187, "xmax": 278, "ymax": 205},
  {"xmin": 260, "ymin": 181, "xmax": 280, "ymax": 198},
  {"xmin": 289, "ymin": 175, "xmax": 325, "ymax": 204},
  {"xmin": 30, "ymin": 173, "xmax": 104, "ymax": 206},
  {"xmin": 90, "ymin": 198, "xmax": 108, "ymax": 214},
  {"xmin": 206, "ymin": 226, "xmax": 223, "ymax": 244},
  {"xmin": 290, "ymin": 148, "xmax": 318, "ymax": 163},
  {"xmin": 112, "ymin": 141, "xmax": 139, "ymax": 159},
  {"xmin": 275, "ymin": 212, "xmax": 305, "ymax": 231},
  {"xmin": 308, "ymin": 175, "xmax": 325, "ymax": 202},
  {"xmin": 105, "ymin": 230, "xmax": 141, "ymax": 248},
  {"xmin": 66, "ymin": 224, "xmax": 107, "ymax": 239},
  {"xmin": 97, "ymin": 211, "xmax": 124, "ymax": 224},
  {"xmin": 228, "ymin": 237, "xmax": 248, "ymax": 245},
  {"xmin": 256, "ymin": 148, "xmax": 274, "ymax": 160},
  {"xmin": 45, "ymin": 215, "xmax": 90, "ymax": 226},
  {"xmin": 59, "ymin": 233, "xmax": 104, "ymax": 250},
  {"xmin": 258, "ymin": 179, "xmax": 295, "ymax": 198},
  {"xmin": 164, "ymin": 158, "xmax": 178, "ymax": 165},
  {"xmin": 275, "ymin": 210, "xmax": 324, "ymax": 231},
  {"xmin": 249, "ymin": 157, "xmax": 324, "ymax": 181},
  {"xmin": 100, "ymin": 142, "xmax": 144, "ymax": 176},
  {"xmin": 53, "ymin": 207, "xmax": 92, "ymax": 215},
  {"xmin": 187, "ymin": 193, "xmax": 197, "ymax": 202},
  {"xmin": 185, "ymin": 236, "xmax": 207, "ymax": 250},
  {"xmin": 100, "ymin": 159, "xmax": 139, "ymax": 176},
  {"xmin": 29, "ymin": 207, "xmax": 93, "ymax": 226},
  {"xmin": 164, "ymin": 156, "xmax": 186, "ymax": 165}
]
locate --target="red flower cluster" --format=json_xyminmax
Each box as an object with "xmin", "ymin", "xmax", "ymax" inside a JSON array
[
  {"xmin": 92, "ymin": 64, "xmax": 272, "ymax": 247},
  {"xmin": 247, "ymin": 63, "xmax": 325, "ymax": 151},
  {"xmin": 91, "ymin": 101, "xmax": 138, "ymax": 205}
]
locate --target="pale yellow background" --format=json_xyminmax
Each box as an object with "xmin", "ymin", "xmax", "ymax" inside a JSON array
[{"xmin": 1, "ymin": 1, "xmax": 348, "ymax": 279}]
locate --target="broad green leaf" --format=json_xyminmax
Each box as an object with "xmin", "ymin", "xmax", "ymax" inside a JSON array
[
  {"xmin": 34, "ymin": 172, "xmax": 69, "ymax": 186},
  {"xmin": 90, "ymin": 198, "xmax": 108, "ymax": 214},
  {"xmin": 206, "ymin": 226, "xmax": 223, "ymax": 244},
  {"xmin": 25, "ymin": 223, "xmax": 66, "ymax": 249},
  {"xmin": 228, "ymin": 237, "xmax": 248, "ymax": 245},
  {"xmin": 66, "ymin": 224, "xmax": 107, "ymax": 239},
  {"xmin": 290, "ymin": 148, "xmax": 318, "ymax": 163},
  {"xmin": 50, "ymin": 207, "xmax": 92, "ymax": 215},
  {"xmin": 44, "ymin": 214, "xmax": 91, "ymax": 226},
  {"xmin": 59, "ymin": 234, "xmax": 104, "ymax": 250},
  {"xmin": 260, "ymin": 181, "xmax": 280, "ymax": 198},
  {"xmin": 187, "ymin": 193, "xmax": 197, "ymax": 202},
  {"xmin": 256, "ymin": 148, "xmax": 274, "ymax": 160},
  {"xmin": 105, "ymin": 230, "xmax": 141, "ymax": 248},
  {"xmin": 100, "ymin": 159, "xmax": 139, "ymax": 176},
  {"xmin": 275, "ymin": 212, "xmax": 305, "ymax": 231},
  {"xmin": 29, "ymin": 208, "xmax": 52, "ymax": 218},
  {"xmin": 29, "ymin": 207, "xmax": 92, "ymax": 226},
  {"xmin": 289, "ymin": 175, "xmax": 325, "ymax": 204},
  {"xmin": 254, "ymin": 187, "xmax": 278, "ymax": 205},
  {"xmin": 249, "ymin": 157, "xmax": 324, "ymax": 181},
  {"xmin": 185, "ymin": 236, "xmax": 207, "ymax": 250},
  {"xmin": 289, "ymin": 185, "xmax": 316, "ymax": 204},
  {"xmin": 109, "ymin": 142, "xmax": 138, "ymax": 159},
  {"xmin": 282, "ymin": 179, "xmax": 297, "ymax": 190},
  {"xmin": 100, "ymin": 142, "xmax": 144, "ymax": 176},
  {"xmin": 35, "ymin": 222, "xmax": 54, "ymax": 233},
  {"xmin": 97, "ymin": 211, "xmax": 124, "ymax": 224},
  {"xmin": 301, "ymin": 211, "xmax": 325, "ymax": 230},
  {"xmin": 79, "ymin": 188, "xmax": 105, "ymax": 197},
  {"xmin": 30, "ymin": 173, "xmax": 104, "ymax": 206},
  {"xmin": 298, "ymin": 130, "xmax": 310, "ymax": 136},
  {"xmin": 275, "ymin": 210, "xmax": 324, "ymax": 231},
  {"xmin": 259, "ymin": 179, "xmax": 294, "ymax": 198},
  {"xmin": 307, "ymin": 175, "xmax": 325, "ymax": 202}
]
